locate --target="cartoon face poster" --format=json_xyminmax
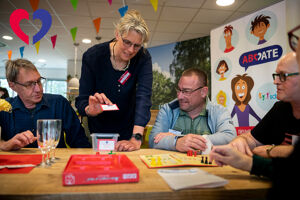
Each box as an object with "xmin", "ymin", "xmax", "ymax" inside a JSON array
[
  {"xmin": 230, "ymin": 74, "xmax": 261, "ymax": 127},
  {"xmin": 210, "ymin": 1, "xmax": 286, "ymax": 128}
]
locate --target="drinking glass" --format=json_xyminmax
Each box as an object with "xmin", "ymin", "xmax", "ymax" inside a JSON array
[
  {"xmin": 36, "ymin": 119, "xmax": 52, "ymax": 167},
  {"xmin": 50, "ymin": 119, "xmax": 62, "ymax": 162}
]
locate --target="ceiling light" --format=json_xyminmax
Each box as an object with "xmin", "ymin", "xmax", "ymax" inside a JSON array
[
  {"xmin": 82, "ymin": 39, "xmax": 91, "ymax": 44},
  {"xmin": 2, "ymin": 35, "xmax": 13, "ymax": 40},
  {"xmin": 38, "ymin": 59, "xmax": 46, "ymax": 63},
  {"xmin": 216, "ymin": 0, "xmax": 235, "ymax": 6}
]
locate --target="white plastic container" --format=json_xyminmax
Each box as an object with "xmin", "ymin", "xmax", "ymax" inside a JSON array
[{"xmin": 91, "ymin": 133, "xmax": 120, "ymax": 153}]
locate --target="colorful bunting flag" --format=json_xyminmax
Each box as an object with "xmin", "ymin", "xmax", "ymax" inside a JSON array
[
  {"xmin": 29, "ymin": 0, "xmax": 40, "ymax": 11},
  {"xmin": 35, "ymin": 41, "xmax": 40, "ymax": 54},
  {"xmin": 8, "ymin": 50, "xmax": 12, "ymax": 60},
  {"xmin": 93, "ymin": 18, "xmax": 101, "ymax": 34},
  {"xmin": 19, "ymin": 46, "xmax": 25, "ymax": 58},
  {"xmin": 118, "ymin": 5, "xmax": 128, "ymax": 17},
  {"xmin": 70, "ymin": 27, "xmax": 77, "ymax": 42},
  {"xmin": 150, "ymin": 0, "xmax": 158, "ymax": 12},
  {"xmin": 51, "ymin": 35, "xmax": 57, "ymax": 49},
  {"xmin": 108, "ymin": 0, "xmax": 112, "ymax": 5},
  {"xmin": 70, "ymin": 0, "xmax": 78, "ymax": 11}
]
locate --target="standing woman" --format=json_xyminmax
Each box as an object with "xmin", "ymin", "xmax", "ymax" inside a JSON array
[{"xmin": 75, "ymin": 10, "xmax": 152, "ymax": 151}]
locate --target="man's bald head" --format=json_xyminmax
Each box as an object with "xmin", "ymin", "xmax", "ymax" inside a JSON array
[{"xmin": 277, "ymin": 52, "xmax": 299, "ymax": 73}]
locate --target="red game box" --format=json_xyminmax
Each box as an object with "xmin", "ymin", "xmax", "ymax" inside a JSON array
[{"xmin": 62, "ymin": 154, "xmax": 139, "ymax": 186}]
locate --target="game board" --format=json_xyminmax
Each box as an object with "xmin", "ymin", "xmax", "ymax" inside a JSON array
[{"xmin": 140, "ymin": 153, "xmax": 217, "ymax": 168}]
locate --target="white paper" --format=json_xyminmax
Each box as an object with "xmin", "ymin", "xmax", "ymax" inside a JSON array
[
  {"xmin": 158, "ymin": 168, "xmax": 228, "ymax": 190},
  {"xmin": 101, "ymin": 104, "xmax": 119, "ymax": 111},
  {"xmin": 202, "ymin": 135, "xmax": 213, "ymax": 155},
  {"xmin": 98, "ymin": 140, "xmax": 115, "ymax": 151}
]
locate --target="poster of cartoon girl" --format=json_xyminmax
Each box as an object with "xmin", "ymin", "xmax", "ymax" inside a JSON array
[
  {"xmin": 231, "ymin": 74, "xmax": 261, "ymax": 127},
  {"xmin": 216, "ymin": 90, "xmax": 227, "ymax": 107},
  {"xmin": 216, "ymin": 60, "xmax": 229, "ymax": 81}
]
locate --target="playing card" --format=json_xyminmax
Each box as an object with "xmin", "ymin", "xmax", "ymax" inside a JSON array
[
  {"xmin": 100, "ymin": 104, "xmax": 119, "ymax": 111},
  {"xmin": 202, "ymin": 135, "xmax": 213, "ymax": 155}
]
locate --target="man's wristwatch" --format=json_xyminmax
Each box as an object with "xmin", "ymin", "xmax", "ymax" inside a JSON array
[
  {"xmin": 266, "ymin": 144, "xmax": 276, "ymax": 158},
  {"xmin": 132, "ymin": 133, "xmax": 143, "ymax": 141},
  {"xmin": 174, "ymin": 135, "xmax": 183, "ymax": 147}
]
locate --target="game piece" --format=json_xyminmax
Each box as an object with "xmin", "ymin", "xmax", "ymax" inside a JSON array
[
  {"xmin": 194, "ymin": 151, "xmax": 197, "ymax": 157},
  {"xmin": 205, "ymin": 156, "xmax": 208, "ymax": 164},
  {"xmin": 151, "ymin": 158, "xmax": 156, "ymax": 166},
  {"xmin": 157, "ymin": 157, "xmax": 162, "ymax": 165},
  {"xmin": 187, "ymin": 150, "xmax": 193, "ymax": 156},
  {"xmin": 201, "ymin": 156, "xmax": 204, "ymax": 163},
  {"xmin": 108, "ymin": 150, "xmax": 115, "ymax": 155}
]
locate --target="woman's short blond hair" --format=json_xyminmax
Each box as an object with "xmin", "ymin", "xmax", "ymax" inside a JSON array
[
  {"xmin": 5, "ymin": 59, "xmax": 37, "ymax": 82},
  {"xmin": 115, "ymin": 9, "xmax": 149, "ymax": 47}
]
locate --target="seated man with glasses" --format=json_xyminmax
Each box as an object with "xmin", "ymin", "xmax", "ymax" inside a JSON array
[
  {"xmin": 149, "ymin": 68, "xmax": 236, "ymax": 152},
  {"xmin": 219, "ymin": 51, "xmax": 300, "ymax": 159},
  {"xmin": 0, "ymin": 59, "xmax": 91, "ymax": 151}
]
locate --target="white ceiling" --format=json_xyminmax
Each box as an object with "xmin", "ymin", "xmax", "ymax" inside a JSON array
[{"xmin": 0, "ymin": 0, "xmax": 283, "ymax": 70}]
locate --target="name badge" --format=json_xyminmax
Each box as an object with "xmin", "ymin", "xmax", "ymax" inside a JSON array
[{"xmin": 118, "ymin": 70, "xmax": 131, "ymax": 85}]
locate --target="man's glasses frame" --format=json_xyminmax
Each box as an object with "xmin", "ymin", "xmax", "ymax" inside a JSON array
[
  {"xmin": 14, "ymin": 77, "xmax": 46, "ymax": 89},
  {"xmin": 120, "ymin": 37, "xmax": 142, "ymax": 50},
  {"xmin": 176, "ymin": 86, "xmax": 204, "ymax": 96},
  {"xmin": 288, "ymin": 25, "xmax": 300, "ymax": 51},
  {"xmin": 272, "ymin": 72, "xmax": 299, "ymax": 82}
]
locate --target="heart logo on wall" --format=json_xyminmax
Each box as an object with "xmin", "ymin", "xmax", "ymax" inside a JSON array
[{"xmin": 10, "ymin": 9, "xmax": 52, "ymax": 45}]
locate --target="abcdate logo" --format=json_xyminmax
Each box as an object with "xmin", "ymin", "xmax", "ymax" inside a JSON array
[{"xmin": 239, "ymin": 45, "xmax": 283, "ymax": 71}]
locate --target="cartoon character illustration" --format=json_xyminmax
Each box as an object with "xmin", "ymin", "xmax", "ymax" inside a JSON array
[
  {"xmin": 250, "ymin": 14, "xmax": 271, "ymax": 45},
  {"xmin": 216, "ymin": 90, "xmax": 227, "ymax": 107},
  {"xmin": 223, "ymin": 25, "xmax": 235, "ymax": 53},
  {"xmin": 231, "ymin": 74, "xmax": 261, "ymax": 127},
  {"xmin": 216, "ymin": 60, "xmax": 229, "ymax": 81}
]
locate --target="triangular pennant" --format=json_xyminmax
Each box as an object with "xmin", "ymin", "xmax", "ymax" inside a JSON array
[
  {"xmin": 29, "ymin": 0, "xmax": 40, "ymax": 11},
  {"xmin": 35, "ymin": 41, "xmax": 40, "ymax": 54},
  {"xmin": 70, "ymin": 0, "xmax": 78, "ymax": 11},
  {"xmin": 108, "ymin": 0, "xmax": 112, "ymax": 5},
  {"xmin": 70, "ymin": 27, "xmax": 77, "ymax": 42},
  {"xmin": 150, "ymin": 0, "xmax": 158, "ymax": 12},
  {"xmin": 118, "ymin": 5, "xmax": 128, "ymax": 17},
  {"xmin": 8, "ymin": 50, "xmax": 12, "ymax": 60},
  {"xmin": 19, "ymin": 46, "xmax": 25, "ymax": 58},
  {"xmin": 93, "ymin": 18, "xmax": 101, "ymax": 34},
  {"xmin": 51, "ymin": 35, "xmax": 57, "ymax": 49}
]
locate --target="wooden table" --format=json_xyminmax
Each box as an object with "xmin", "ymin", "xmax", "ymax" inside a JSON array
[{"xmin": 0, "ymin": 148, "xmax": 271, "ymax": 200}]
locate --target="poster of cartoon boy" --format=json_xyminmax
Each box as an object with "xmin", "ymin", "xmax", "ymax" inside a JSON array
[
  {"xmin": 250, "ymin": 14, "xmax": 271, "ymax": 45},
  {"xmin": 231, "ymin": 74, "xmax": 261, "ymax": 127},
  {"xmin": 216, "ymin": 60, "xmax": 229, "ymax": 81},
  {"xmin": 223, "ymin": 25, "xmax": 235, "ymax": 53}
]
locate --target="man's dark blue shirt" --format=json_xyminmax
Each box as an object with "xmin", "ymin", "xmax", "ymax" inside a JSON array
[{"xmin": 0, "ymin": 94, "xmax": 91, "ymax": 148}]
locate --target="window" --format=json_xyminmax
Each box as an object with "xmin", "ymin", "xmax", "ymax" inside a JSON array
[
  {"xmin": 0, "ymin": 79, "xmax": 15, "ymax": 97},
  {"xmin": 44, "ymin": 80, "xmax": 67, "ymax": 98}
]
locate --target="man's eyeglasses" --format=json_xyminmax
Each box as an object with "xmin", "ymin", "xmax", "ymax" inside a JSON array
[
  {"xmin": 288, "ymin": 25, "xmax": 300, "ymax": 51},
  {"xmin": 121, "ymin": 37, "xmax": 142, "ymax": 50},
  {"xmin": 272, "ymin": 72, "xmax": 299, "ymax": 82},
  {"xmin": 14, "ymin": 77, "xmax": 46, "ymax": 89},
  {"xmin": 176, "ymin": 86, "xmax": 204, "ymax": 96}
]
